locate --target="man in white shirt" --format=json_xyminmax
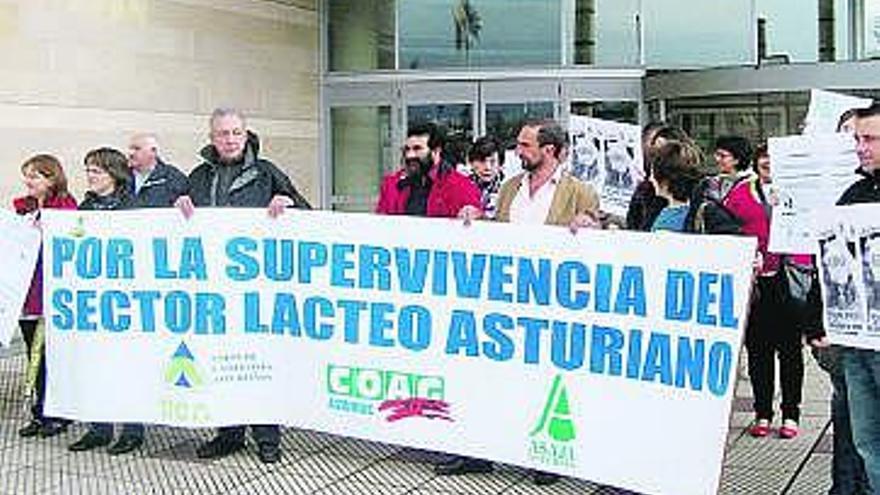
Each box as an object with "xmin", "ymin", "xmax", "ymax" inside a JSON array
[{"xmin": 440, "ymin": 119, "xmax": 599, "ymax": 485}]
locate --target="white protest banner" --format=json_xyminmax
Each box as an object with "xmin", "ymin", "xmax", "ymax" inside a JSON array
[
  {"xmin": 768, "ymin": 133, "xmax": 860, "ymax": 254},
  {"xmin": 569, "ymin": 116, "xmax": 644, "ymax": 217},
  {"xmin": 43, "ymin": 209, "xmax": 755, "ymax": 495},
  {"xmin": 816, "ymin": 204, "xmax": 880, "ymax": 350},
  {"xmin": 0, "ymin": 208, "xmax": 42, "ymax": 346},
  {"xmin": 802, "ymin": 89, "xmax": 872, "ymax": 135}
]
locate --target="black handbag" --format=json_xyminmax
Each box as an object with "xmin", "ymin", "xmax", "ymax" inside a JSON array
[{"xmin": 778, "ymin": 256, "xmax": 817, "ymax": 315}]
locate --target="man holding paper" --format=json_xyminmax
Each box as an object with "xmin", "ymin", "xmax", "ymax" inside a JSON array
[{"xmin": 832, "ymin": 102, "xmax": 880, "ymax": 491}]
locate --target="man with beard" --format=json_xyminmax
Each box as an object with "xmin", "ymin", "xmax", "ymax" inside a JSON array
[
  {"xmin": 495, "ymin": 119, "xmax": 599, "ymax": 227},
  {"xmin": 375, "ymin": 122, "xmax": 480, "ymax": 217},
  {"xmin": 438, "ymin": 119, "xmax": 599, "ymax": 485},
  {"xmin": 174, "ymin": 108, "xmax": 310, "ymax": 464}
]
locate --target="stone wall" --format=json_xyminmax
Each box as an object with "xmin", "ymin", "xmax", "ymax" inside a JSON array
[{"xmin": 0, "ymin": 0, "xmax": 318, "ymax": 207}]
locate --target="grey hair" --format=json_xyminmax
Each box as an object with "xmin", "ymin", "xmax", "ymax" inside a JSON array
[
  {"xmin": 210, "ymin": 107, "xmax": 247, "ymax": 128},
  {"xmin": 130, "ymin": 132, "xmax": 160, "ymax": 152}
]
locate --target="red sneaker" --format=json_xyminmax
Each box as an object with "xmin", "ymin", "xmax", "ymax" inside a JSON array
[
  {"xmin": 749, "ymin": 419, "xmax": 771, "ymax": 438},
  {"xmin": 778, "ymin": 420, "xmax": 799, "ymax": 439}
]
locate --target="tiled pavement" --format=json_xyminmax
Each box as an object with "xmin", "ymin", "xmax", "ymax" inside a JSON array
[{"xmin": 0, "ymin": 341, "xmax": 833, "ymax": 495}]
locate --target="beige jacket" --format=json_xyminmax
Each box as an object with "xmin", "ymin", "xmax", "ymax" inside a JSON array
[{"xmin": 495, "ymin": 170, "xmax": 600, "ymax": 226}]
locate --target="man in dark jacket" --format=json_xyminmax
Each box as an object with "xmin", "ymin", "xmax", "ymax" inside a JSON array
[
  {"xmin": 128, "ymin": 133, "xmax": 189, "ymax": 208},
  {"xmin": 180, "ymin": 114, "xmax": 309, "ymax": 211},
  {"xmin": 814, "ymin": 102, "xmax": 880, "ymax": 492},
  {"xmin": 175, "ymin": 108, "xmax": 310, "ymax": 464}
]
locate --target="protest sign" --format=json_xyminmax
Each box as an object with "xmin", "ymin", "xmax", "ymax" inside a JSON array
[
  {"xmin": 802, "ymin": 89, "xmax": 872, "ymax": 135},
  {"xmin": 569, "ymin": 116, "xmax": 644, "ymax": 217},
  {"xmin": 768, "ymin": 133, "xmax": 860, "ymax": 254},
  {"xmin": 42, "ymin": 208, "xmax": 754, "ymax": 495},
  {"xmin": 0, "ymin": 209, "xmax": 42, "ymax": 346},
  {"xmin": 816, "ymin": 204, "xmax": 880, "ymax": 350}
]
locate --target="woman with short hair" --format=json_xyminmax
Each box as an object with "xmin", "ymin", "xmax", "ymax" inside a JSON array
[{"xmin": 67, "ymin": 148, "xmax": 145, "ymax": 456}]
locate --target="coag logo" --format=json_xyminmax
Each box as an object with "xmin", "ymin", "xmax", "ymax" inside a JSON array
[
  {"xmin": 528, "ymin": 375, "xmax": 576, "ymax": 468},
  {"xmin": 325, "ymin": 364, "xmax": 452, "ymax": 421},
  {"xmin": 164, "ymin": 341, "xmax": 203, "ymax": 389}
]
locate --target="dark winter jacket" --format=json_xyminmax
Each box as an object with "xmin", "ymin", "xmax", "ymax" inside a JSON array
[
  {"xmin": 79, "ymin": 189, "xmax": 133, "ymax": 211},
  {"xmin": 625, "ymin": 180, "xmax": 668, "ymax": 231},
  {"xmin": 188, "ymin": 131, "xmax": 310, "ymax": 209},
  {"xmin": 131, "ymin": 160, "xmax": 189, "ymax": 208},
  {"xmin": 836, "ymin": 167, "xmax": 880, "ymax": 206}
]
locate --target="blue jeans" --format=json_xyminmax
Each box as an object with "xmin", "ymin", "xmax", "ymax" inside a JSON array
[
  {"xmin": 843, "ymin": 348, "xmax": 880, "ymax": 493},
  {"xmin": 816, "ymin": 346, "xmax": 871, "ymax": 494}
]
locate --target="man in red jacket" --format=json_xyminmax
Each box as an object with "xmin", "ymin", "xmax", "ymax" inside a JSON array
[{"xmin": 375, "ymin": 122, "xmax": 480, "ymax": 218}]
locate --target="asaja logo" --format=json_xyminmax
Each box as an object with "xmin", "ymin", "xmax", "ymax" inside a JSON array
[
  {"xmin": 164, "ymin": 341, "xmax": 203, "ymax": 389},
  {"xmin": 528, "ymin": 375, "xmax": 576, "ymax": 468},
  {"xmin": 160, "ymin": 341, "xmax": 210, "ymax": 424}
]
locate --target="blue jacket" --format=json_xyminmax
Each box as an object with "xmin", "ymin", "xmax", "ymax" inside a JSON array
[{"xmin": 131, "ymin": 160, "xmax": 190, "ymax": 208}]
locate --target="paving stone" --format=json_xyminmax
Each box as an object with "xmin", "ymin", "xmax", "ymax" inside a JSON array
[
  {"xmin": 345, "ymin": 458, "xmax": 437, "ymax": 487},
  {"xmin": 787, "ymin": 454, "xmax": 833, "ymax": 495},
  {"xmin": 0, "ymin": 332, "xmax": 838, "ymax": 495},
  {"xmin": 226, "ymin": 472, "xmax": 334, "ymax": 494},
  {"xmin": 418, "ymin": 466, "xmax": 524, "ymax": 494}
]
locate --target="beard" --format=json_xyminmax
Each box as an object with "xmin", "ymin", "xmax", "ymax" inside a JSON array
[
  {"xmin": 218, "ymin": 151, "xmax": 244, "ymax": 165},
  {"xmin": 521, "ymin": 155, "xmax": 542, "ymax": 173},
  {"xmin": 405, "ymin": 154, "xmax": 434, "ymax": 178}
]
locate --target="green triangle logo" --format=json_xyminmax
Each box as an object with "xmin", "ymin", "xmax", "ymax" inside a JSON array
[
  {"xmin": 529, "ymin": 375, "xmax": 575, "ymax": 443},
  {"xmin": 164, "ymin": 342, "xmax": 202, "ymax": 389}
]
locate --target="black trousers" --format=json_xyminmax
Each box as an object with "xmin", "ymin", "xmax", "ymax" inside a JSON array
[
  {"xmin": 215, "ymin": 425, "xmax": 280, "ymax": 447},
  {"xmin": 745, "ymin": 276, "xmax": 804, "ymax": 422},
  {"xmin": 88, "ymin": 423, "xmax": 144, "ymax": 439}
]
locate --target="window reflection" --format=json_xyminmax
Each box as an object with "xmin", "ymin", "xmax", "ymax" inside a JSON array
[{"xmin": 398, "ymin": 0, "xmax": 561, "ymax": 69}]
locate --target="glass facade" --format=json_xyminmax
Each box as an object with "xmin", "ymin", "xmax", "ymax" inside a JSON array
[
  {"xmin": 327, "ymin": 0, "xmax": 871, "ymax": 71},
  {"xmin": 571, "ymin": 101, "xmax": 638, "ymax": 124},
  {"xmin": 330, "ymin": 106, "xmax": 393, "ymax": 212},
  {"xmin": 758, "ymin": 0, "xmax": 819, "ymax": 63},
  {"xmin": 324, "ymin": 0, "xmax": 880, "ymax": 208},
  {"xmin": 407, "ymin": 103, "xmax": 474, "ymax": 165},
  {"xmin": 665, "ymin": 88, "xmax": 880, "ymax": 169},
  {"xmin": 485, "ymin": 102, "xmax": 555, "ymax": 150},
  {"xmin": 327, "ymin": 0, "xmax": 394, "ymax": 71},
  {"xmin": 865, "ymin": 0, "xmax": 880, "ymax": 58},
  {"xmin": 590, "ymin": 0, "xmax": 639, "ymax": 66},
  {"xmin": 398, "ymin": 0, "xmax": 562, "ymax": 69}
]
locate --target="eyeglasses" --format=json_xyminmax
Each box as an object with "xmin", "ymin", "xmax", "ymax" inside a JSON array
[{"xmin": 84, "ymin": 166, "xmax": 109, "ymax": 176}]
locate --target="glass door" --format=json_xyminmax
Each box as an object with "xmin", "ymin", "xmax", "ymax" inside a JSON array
[
  {"xmin": 402, "ymin": 82, "xmax": 479, "ymax": 169},
  {"xmin": 481, "ymin": 80, "xmax": 560, "ymax": 178},
  {"xmin": 324, "ymin": 82, "xmax": 396, "ymax": 212}
]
